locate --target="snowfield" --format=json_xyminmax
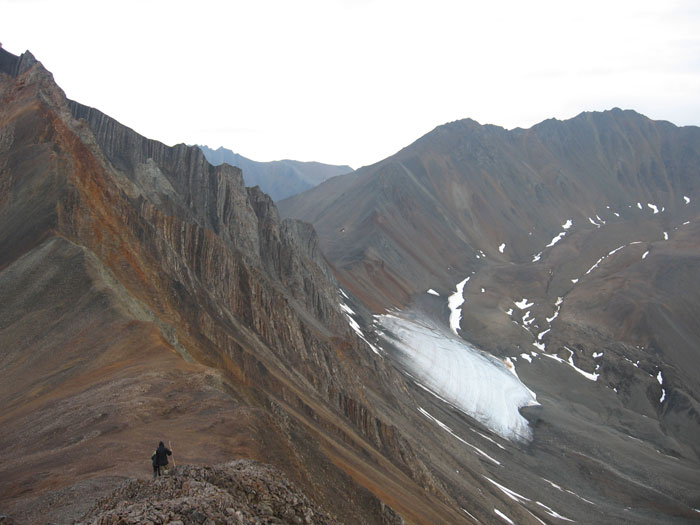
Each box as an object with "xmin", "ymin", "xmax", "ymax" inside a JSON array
[{"xmin": 377, "ymin": 313, "xmax": 539, "ymax": 442}]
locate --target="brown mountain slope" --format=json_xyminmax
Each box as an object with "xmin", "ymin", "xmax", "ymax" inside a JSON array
[
  {"xmin": 280, "ymin": 109, "xmax": 700, "ymax": 521},
  {"xmin": 0, "ymin": 48, "xmax": 470, "ymax": 524},
  {"xmin": 279, "ymin": 112, "xmax": 699, "ymax": 308}
]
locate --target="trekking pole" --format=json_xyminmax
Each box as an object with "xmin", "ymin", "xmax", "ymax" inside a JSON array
[{"xmin": 169, "ymin": 441, "xmax": 176, "ymax": 468}]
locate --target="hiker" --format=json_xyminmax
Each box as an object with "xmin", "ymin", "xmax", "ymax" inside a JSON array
[{"xmin": 152, "ymin": 441, "xmax": 172, "ymax": 478}]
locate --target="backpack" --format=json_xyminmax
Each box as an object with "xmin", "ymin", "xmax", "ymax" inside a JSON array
[{"xmin": 151, "ymin": 451, "xmax": 158, "ymax": 468}]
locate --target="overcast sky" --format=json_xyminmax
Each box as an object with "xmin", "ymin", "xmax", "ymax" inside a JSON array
[{"xmin": 2, "ymin": 0, "xmax": 699, "ymax": 168}]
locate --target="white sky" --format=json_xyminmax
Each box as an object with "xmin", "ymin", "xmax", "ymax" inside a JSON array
[{"xmin": 2, "ymin": 0, "xmax": 700, "ymax": 168}]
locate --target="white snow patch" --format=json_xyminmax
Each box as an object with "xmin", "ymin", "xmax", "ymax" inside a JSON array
[
  {"xmin": 664, "ymin": 232, "xmax": 669, "ymax": 240},
  {"xmin": 527, "ymin": 510, "xmax": 548, "ymax": 525},
  {"xmin": 494, "ymin": 509, "xmax": 514, "ymax": 525},
  {"xmin": 448, "ymin": 277, "xmax": 470, "ymax": 334},
  {"xmin": 588, "ymin": 217, "xmax": 600, "ymax": 227},
  {"xmin": 537, "ymin": 328, "xmax": 550, "ymax": 341},
  {"xmin": 339, "ymin": 302, "xmax": 355, "ymax": 316},
  {"xmin": 536, "ymin": 501, "xmax": 574, "ymax": 522},
  {"xmin": 684, "ymin": 195, "xmax": 691, "ymax": 204},
  {"xmin": 546, "ymin": 231, "xmax": 566, "ymax": 247},
  {"xmin": 505, "ymin": 308, "xmax": 513, "ymax": 316},
  {"xmin": 522, "ymin": 311, "xmax": 535, "ymax": 326},
  {"xmin": 543, "ymin": 478, "xmax": 563, "ymax": 491},
  {"xmin": 657, "ymin": 371, "xmax": 663, "ymax": 385},
  {"xmin": 499, "ymin": 243, "xmax": 506, "ymax": 253},
  {"xmin": 533, "ymin": 341, "xmax": 546, "ymax": 351},
  {"xmin": 427, "ymin": 288, "xmax": 440, "ymax": 296},
  {"xmin": 683, "ymin": 220, "xmax": 690, "ymax": 225},
  {"xmin": 379, "ymin": 314, "xmax": 538, "ymax": 441},
  {"xmin": 614, "ymin": 212, "xmax": 620, "ymax": 217},
  {"xmin": 596, "ymin": 214, "xmax": 606, "ymax": 224},
  {"xmin": 608, "ymin": 245, "xmax": 626, "ymax": 256},
  {"xmin": 660, "ymin": 389, "xmax": 666, "ymax": 403},
  {"xmin": 642, "ymin": 250, "xmax": 650, "ymax": 259},
  {"xmin": 515, "ymin": 298, "xmax": 534, "ymax": 310},
  {"xmin": 586, "ymin": 256, "xmax": 605, "ymax": 275},
  {"xmin": 481, "ymin": 288, "xmax": 485, "ymax": 293},
  {"xmin": 472, "ymin": 428, "xmax": 507, "ymax": 449},
  {"xmin": 461, "ymin": 508, "xmax": 480, "ymax": 522},
  {"xmin": 571, "ymin": 278, "xmax": 579, "ymax": 284},
  {"xmin": 593, "ymin": 352, "xmax": 603, "ymax": 358},
  {"xmin": 417, "ymin": 407, "xmax": 501, "ymax": 464},
  {"xmin": 555, "ymin": 297, "xmax": 563, "ymax": 306},
  {"xmin": 341, "ymin": 303, "xmax": 382, "ymax": 356},
  {"xmin": 543, "ymin": 347, "xmax": 598, "ymax": 381},
  {"xmin": 637, "ymin": 202, "xmax": 643, "ymax": 209},
  {"xmin": 562, "ymin": 219, "xmax": 573, "ymax": 230},
  {"xmin": 485, "ymin": 476, "xmax": 529, "ymax": 504},
  {"xmin": 532, "ymin": 252, "xmax": 542, "ymax": 262},
  {"xmin": 520, "ymin": 353, "xmax": 532, "ymax": 363},
  {"xmin": 647, "ymin": 203, "xmax": 659, "ymax": 214}
]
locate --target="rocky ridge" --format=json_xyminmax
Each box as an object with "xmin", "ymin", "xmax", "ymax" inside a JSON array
[
  {"xmin": 79, "ymin": 461, "xmax": 340, "ymax": 525},
  {"xmin": 0, "ymin": 46, "xmax": 470, "ymax": 525}
]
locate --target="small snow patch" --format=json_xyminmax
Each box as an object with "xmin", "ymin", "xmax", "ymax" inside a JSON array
[
  {"xmin": 520, "ymin": 353, "xmax": 532, "ymax": 363},
  {"xmin": 637, "ymin": 202, "xmax": 643, "ymax": 209},
  {"xmin": 660, "ymin": 389, "xmax": 666, "ymax": 403},
  {"xmin": 494, "ymin": 509, "xmax": 514, "ymax": 525},
  {"xmin": 546, "ymin": 311, "xmax": 559, "ymax": 323},
  {"xmin": 427, "ymin": 289, "xmax": 440, "ymax": 296},
  {"xmin": 537, "ymin": 328, "xmax": 550, "ymax": 341},
  {"xmin": 593, "ymin": 352, "xmax": 603, "ymax": 358},
  {"xmin": 499, "ymin": 243, "xmax": 506, "ymax": 253},
  {"xmin": 536, "ymin": 501, "xmax": 574, "ymax": 522},
  {"xmin": 481, "ymin": 288, "xmax": 485, "ymax": 293},
  {"xmin": 532, "ymin": 252, "xmax": 542, "ymax": 262},
  {"xmin": 608, "ymin": 245, "xmax": 625, "ymax": 256},
  {"xmin": 684, "ymin": 195, "xmax": 691, "ymax": 204},
  {"xmin": 448, "ymin": 277, "xmax": 470, "ymax": 334},
  {"xmin": 647, "ymin": 203, "xmax": 659, "ymax": 214},
  {"xmin": 571, "ymin": 278, "xmax": 579, "ymax": 284},
  {"xmin": 562, "ymin": 219, "xmax": 573, "ymax": 230},
  {"xmin": 663, "ymin": 232, "xmax": 669, "ymax": 240},
  {"xmin": 515, "ymin": 298, "xmax": 534, "ymax": 309},
  {"xmin": 417, "ymin": 407, "xmax": 501, "ymax": 464},
  {"xmin": 657, "ymin": 371, "xmax": 663, "ymax": 385},
  {"xmin": 485, "ymin": 477, "xmax": 529, "ymax": 504},
  {"xmin": 546, "ymin": 232, "xmax": 566, "ymax": 248},
  {"xmin": 505, "ymin": 308, "xmax": 513, "ymax": 316},
  {"xmin": 642, "ymin": 250, "xmax": 649, "ymax": 259}
]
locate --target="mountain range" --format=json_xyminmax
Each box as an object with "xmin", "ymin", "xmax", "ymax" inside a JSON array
[
  {"xmin": 1, "ymin": 44, "xmax": 699, "ymax": 524},
  {"xmin": 197, "ymin": 144, "xmax": 351, "ymax": 201}
]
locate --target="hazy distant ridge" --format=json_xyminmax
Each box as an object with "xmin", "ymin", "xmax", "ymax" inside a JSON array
[{"xmin": 198, "ymin": 145, "xmax": 351, "ymax": 201}]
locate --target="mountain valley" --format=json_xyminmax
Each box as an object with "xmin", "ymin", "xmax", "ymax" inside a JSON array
[{"xmin": 1, "ymin": 45, "xmax": 699, "ymax": 525}]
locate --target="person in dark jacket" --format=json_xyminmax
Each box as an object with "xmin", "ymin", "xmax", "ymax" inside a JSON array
[{"xmin": 152, "ymin": 441, "xmax": 172, "ymax": 478}]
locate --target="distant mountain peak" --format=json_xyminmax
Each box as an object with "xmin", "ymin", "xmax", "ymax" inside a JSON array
[{"xmin": 197, "ymin": 144, "xmax": 352, "ymax": 201}]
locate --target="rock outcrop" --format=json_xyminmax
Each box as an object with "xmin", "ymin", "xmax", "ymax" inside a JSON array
[{"xmin": 80, "ymin": 461, "xmax": 339, "ymax": 525}]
